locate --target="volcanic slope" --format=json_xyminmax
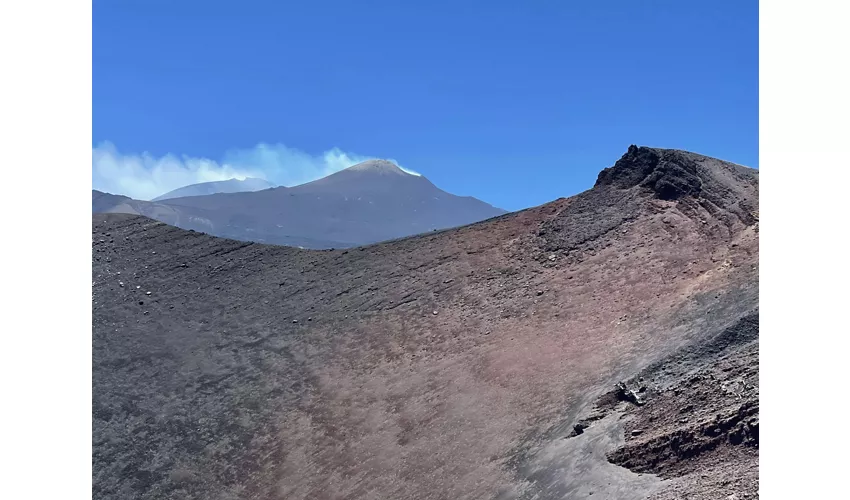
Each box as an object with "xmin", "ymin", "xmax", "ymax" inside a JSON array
[
  {"xmin": 152, "ymin": 177, "xmax": 276, "ymax": 201},
  {"xmin": 94, "ymin": 159, "xmax": 507, "ymax": 249},
  {"xmin": 93, "ymin": 189, "xmax": 132, "ymax": 213},
  {"xmin": 92, "ymin": 146, "xmax": 759, "ymax": 500}
]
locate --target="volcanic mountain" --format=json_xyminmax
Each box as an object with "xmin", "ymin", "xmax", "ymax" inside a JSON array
[
  {"xmin": 152, "ymin": 177, "xmax": 276, "ymax": 201},
  {"xmin": 92, "ymin": 146, "xmax": 759, "ymax": 500},
  {"xmin": 93, "ymin": 159, "xmax": 507, "ymax": 249},
  {"xmin": 92, "ymin": 189, "xmax": 132, "ymax": 213}
]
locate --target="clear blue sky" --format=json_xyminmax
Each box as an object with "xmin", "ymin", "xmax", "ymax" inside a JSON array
[{"xmin": 93, "ymin": 0, "xmax": 758, "ymax": 211}]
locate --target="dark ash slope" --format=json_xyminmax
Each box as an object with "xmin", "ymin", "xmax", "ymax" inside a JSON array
[{"xmin": 92, "ymin": 146, "xmax": 758, "ymax": 500}]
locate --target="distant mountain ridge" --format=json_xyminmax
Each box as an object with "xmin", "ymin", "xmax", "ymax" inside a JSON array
[
  {"xmin": 92, "ymin": 190, "xmax": 131, "ymax": 213},
  {"xmin": 93, "ymin": 160, "xmax": 508, "ymax": 248},
  {"xmin": 152, "ymin": 177, "xmax": 275, "ymax": 201}
]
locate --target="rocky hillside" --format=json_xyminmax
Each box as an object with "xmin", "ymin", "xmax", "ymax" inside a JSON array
[{"xmin": 92, "ymin": 146, "xmax": 758, "ymax": 500}]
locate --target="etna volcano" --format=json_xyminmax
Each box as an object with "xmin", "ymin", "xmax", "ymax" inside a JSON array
[{"xmin": 93, "ymin": 159, "xmax": 507, "ymax": 249}]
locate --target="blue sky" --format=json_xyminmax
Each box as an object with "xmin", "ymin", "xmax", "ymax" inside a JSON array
[{"xmin": 93, "ymin": 0, "xmax": 757, "ymax": 210}]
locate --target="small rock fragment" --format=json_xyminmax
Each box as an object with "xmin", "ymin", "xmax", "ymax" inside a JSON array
[{"xmin": 631, "ymin": 429, "xmax": 643, "ymax": 436}]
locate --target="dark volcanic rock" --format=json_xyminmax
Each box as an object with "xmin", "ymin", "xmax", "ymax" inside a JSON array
[
  {"xmin": 595, "ymin": 145, "xmax": 665, "ymax": 191},
  {"xmin": 598, "ymin": 145, "xmax": 719, "ymax": 201}
]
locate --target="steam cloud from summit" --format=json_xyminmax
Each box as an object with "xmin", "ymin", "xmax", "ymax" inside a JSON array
[{"xmin": 92, "ymin": 142, "xmax": 420, "ymax": 200}]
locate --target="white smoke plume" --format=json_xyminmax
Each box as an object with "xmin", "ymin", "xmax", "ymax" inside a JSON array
[{"xmin": 92, "ymin": 141, "xmax": 418, "ymax": 200}]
